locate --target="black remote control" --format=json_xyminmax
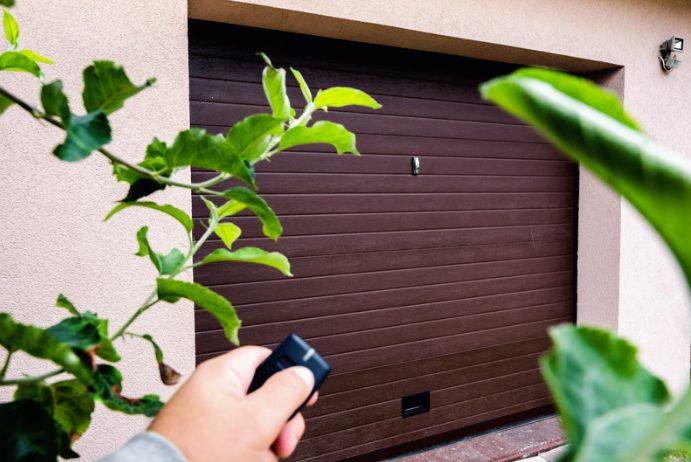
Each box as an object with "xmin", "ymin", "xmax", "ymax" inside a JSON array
[{"xmin": 248, "ymin": 334, "xmax": 331, "ymax": 419}]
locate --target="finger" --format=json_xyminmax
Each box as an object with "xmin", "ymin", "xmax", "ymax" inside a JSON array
[
  {"xmin": 248, "ymin": 366, "xmax": 314, "ymax": 437},
  {"xmin": 272, "ymin": 413, "xmax": 306, "ymax": 458},
  {"xmin": 307, "ymin": 391, "xmax": 319, "ymax": 407},
  {"xmin": 203, "ymin": 346, "xmax": 272, "ymax": 395}
]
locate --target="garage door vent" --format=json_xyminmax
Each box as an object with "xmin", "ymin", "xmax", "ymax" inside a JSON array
[{"xmin": 402, "ymin": 392, "xmax": 430, "ymax": 418}]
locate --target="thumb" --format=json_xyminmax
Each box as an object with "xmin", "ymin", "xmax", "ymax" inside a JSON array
[{"xmin": 248, "ymin": 366, "xmax": 314, "ymax": 436}]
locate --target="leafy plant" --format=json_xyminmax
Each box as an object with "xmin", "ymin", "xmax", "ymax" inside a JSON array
[
  {"xmin": 0, "ymin": 7, "xmax": 380, "ymax": 461},
  {"xmin": 482, "ymin": 68, "xmax": 691, "ymax": 461}
]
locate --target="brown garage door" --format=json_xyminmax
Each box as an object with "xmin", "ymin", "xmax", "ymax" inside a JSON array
[{"xmin": 190, "ymin": 20, "xmax": 576, "ymax": 461}]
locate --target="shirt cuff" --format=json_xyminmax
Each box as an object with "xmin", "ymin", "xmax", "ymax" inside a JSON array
[{"xmin": 99, "ymin": 431, "xmax": 188, "ymax": 462}]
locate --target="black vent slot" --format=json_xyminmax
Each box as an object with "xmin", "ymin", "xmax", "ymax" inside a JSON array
[{"xmin": 401, "ymin": 391, "xmax": 430, "ymax": 418}]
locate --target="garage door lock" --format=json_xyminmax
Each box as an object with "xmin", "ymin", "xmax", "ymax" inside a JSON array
[{"xmin": 411, "ymin": 156, "xmax": 420, "ymax": 176}]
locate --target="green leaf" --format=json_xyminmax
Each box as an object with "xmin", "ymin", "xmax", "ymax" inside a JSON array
[
  {"xmin": 133, "ymin": 226, "xmax": 184, "ymax": 275},
  {"xmin": 56, "ymin": 294, "xmax": 79, "ymax": 316},
  {"xmin": 260, "ymin": 53, "xmax": 291, "ymax": 120},
  {"xmin": 0, "ymin": 400, "xmax": 62, "ymax": 462},
  {"xmin": 53, "ymin": 111, "xmax": 112, "ymax": 162},
  {"xmin": 138, "ymin": 334, "xmax": 181, "ymax": 385},
  {"xmin": 80, "ymin": 312, "xmax": 120, "ymax": 362},
  {"xmin": 15, "ymin": 380, "xmax": 95, "ymax": 437},
  {"xmin": 0, "ymin": 0, "xmax": 15, "ymax": 7},
  {"xmin": 226, "ymin": 113, "xmax": 284, "ymax": 162},
  {"xmin": 40, "ymin": 80, "xmax": 70, "ymax": 121},
  {"xmin": 280, "ymin": 120, "xmax": 359, "ymax": 155},
  {"xmin": 157, "ymin": 279, "xmax": 240, "ymax": 346},
  {"xmin": 3, "ymin": 8, "xmax": 18, "ymax": 48},
  {"xmin": 160, "ymin": 128, "xmax": 256, "ymax": 188},
  {"xmin": 200, "ymin": 196, "xmax": 219, "ymax": 222},
  {"xmin": 0, "ymin": 313, "xmax": 92, "ymax": 384},
  {"xmin": 200, "ymin": 247, "xmax": 292, "ymax": 276},
  {"xmin": 480, "ymin": 69, "xmax": 691, "ymax": 286},
  {"xmin": 291, "ymin": 67, "xmax": 312, "ymax": 104},
  {"xmin": 221, "ymin": 187, "xmax": 282, "ymax": 241},
  {"xmin": 0, "ymin": 50, "xmax": 40, "ymax": 77},
  {"xmin": 217, "ymin": 200, "xmax": 247, "ymax": 219},
  {"xmin": 47, "ymin": 317, "xmax": 100, "ymax": 350},
  {"xmin": 0, "ymin": 92, "xmax": 12, "ymax": 115},
  {"xmin": 92, "ymin": 364, "xmax": 163, "ymax": 417},
  {"xmin": 19, "ymin": 49, "xmax": 53, "ymax": 64},
  {"xmin": 540, "ymin": 325, "xmax": 670, "ymax": 458},
  {"xmin": 82, "ymin": 61, "xmax": 155, "ymax": 115},
  {"xmin": 105, "ymin": 201, "xmax": 193, "ymax": 233},
  {"xmin": 313, "ymin": 87, "xmax": 382, "ymax": 110},
  {"xmin": 507, "ymin": 68, "xmax": 640, "ymax": 131},
  {"xmin": 214, "ymin": 223, "xmax": 241, "ymax": 249},
  {"xmin": 114, "ymin": 138, "xmax": 171, "ymax": 202}
]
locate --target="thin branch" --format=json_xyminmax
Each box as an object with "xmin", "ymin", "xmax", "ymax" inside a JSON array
[
  {"xmin": 0, "ymin": 350, "xmax": 13, "ymax": 380},
  {"xmin": 110, "ymin": 292, "xmax": 159, "ymax": 341},
  {"xmin": 0, "ymin": 367, "xmax": 64, "ymax": 386}
]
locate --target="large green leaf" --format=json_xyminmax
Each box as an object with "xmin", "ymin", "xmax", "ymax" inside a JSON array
[
  {"xmin": 260, "ymin": 53, "xmax": 291, "ymax": 120},
  {"xmin": 0, "ymin": 313, "xmax": 92, "ymax": 384},
  {"xmin": 15, "ymin": 380, "xmax": 95, "ymax": 438},
  {"xmin": 480, "ymin": 69, "xmax": 691, "ymax": 285},
  {"xmin": 53, "ymin": 111, "xmax": 112, "ymax": 162},
  {"xmin": 92, "ymin": 364, "xmax": 163, "ymax": 417},
  {"xmin": 540, "ymin": 325, "xmax": 670, "ymax": 459},
  {"xmin": 213, "ymin": 222, "xmax": 241, "ymax": 249},
  {"xmin": 40, "ymin": 80, "xmax": 70, "ymax": 121},
  {"xmin": 46, "ymin": 312, "xmax": 120, "ymax": 362},
  {"xmin": 0, "ymin": 400, "xmax": 63, "ymax": 462},
  {"xmin": 82, "ymin": 61, "xmax": 155, "ymax": 115},
  {"xmin": 0, "ymin": 0, "xmax": 15, "ymax": 7},
  {"xmin": 3, "ymin": 8, "xmax": 18, "ymax": 48},
  {"xmin": 80, "ymin": 312, "xmax": 120, "ymax": 362},
  {"xmin": 157, "ymin": 279, "xmax": 240, "ymax": 345},
  {"xmin": 134, "ymin": 226, "xmax": 185, "ymax": 275},
  {"xmin": 313, "ymin": 87, "xmax": 381, "ymax": 110},
  {"xmin": 226, "ymin": 113, "xmax": 284, "ymax": 162},
  {"xmin": 0, "ymin": 50, "xmax": 40, "ymax": 77},
  {"xmin": 200, "ymin": 247, "xmax": 292, "ymax": 276},
  {"xmin": 221, "ymin": 187, "xmax": 282, "ymax": 241},
  {"xmin": 105, "ymin": 201, "xmax": 193, "ymax": 233},
  {"xmin": 160, "ymin": 129, "xmax": 256, "ymax": 188},
  {"xmin": 279, "ymin": 121, "xmax": 359, "ymax": 155},
  {"xmin": 18, "ymin": 49, "xmax": 53, "ymax": 64}
]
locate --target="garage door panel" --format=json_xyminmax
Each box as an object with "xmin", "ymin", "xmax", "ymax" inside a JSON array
[
  {"xmin": 190, "ymin": 20, "xmax": 576, "ymax": 460},
  {"xmin": 195, "ymin": 240, "xmax": 573, "ymax": 286},
  {"xmin": 190, "ymin": 54, "xmax": 491, "ymax": 105},
  {"xmin": 313, "ymin": 351, "xmax": 542, "ymax": 417},
  {"xmin": 195, "ymin": 273, "xmax": 573, "ymax": 332},
  {"xmin": 321, "ymin": 337, "xmax": 550, "ymax": 396},
  {"xmin": 297, "ymin": 383, "xmax": 550, "ymax": 459},
  {"xmin": 193, "ymin": 192, "xmax": 574, "ymax": 217},
  {"xmin": 196, "ymin": 300, "xmax": 570, "ymax": 356},
  {"xmin": 192, "ymin": 208, "xmax": 573, "ymax": 241},
  {"xmin": 200, "ymin": 255, "xmax": 572, "ymax": 308},
  {"xmin": 190, "ymin": 79, "xmax": 520, "ymax": 125}
]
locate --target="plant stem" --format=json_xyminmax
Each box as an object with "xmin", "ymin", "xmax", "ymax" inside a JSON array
[
  {"xmin": 0, "ymin": 85, "xmax": 230, "ymax": 196},
  {"xmin": 110, "ymin": 292, "xmax": 159, "ymax": 341},
  {"xmin": 0, "ymin": 367, "xmax": 64, "ymax": 386},
  {"xmin": 0, "ymin": 350, "xmax": 13, "ymax": 380}
]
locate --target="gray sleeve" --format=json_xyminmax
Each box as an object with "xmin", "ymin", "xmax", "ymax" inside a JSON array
[{"xmin": 99, "ymin": 432, "xmax": 188, "ymax": 462}]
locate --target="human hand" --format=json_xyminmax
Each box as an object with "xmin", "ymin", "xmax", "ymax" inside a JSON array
[{"xmin": 149, "ymin": 346, "xmax": 317, "ymax": 461}]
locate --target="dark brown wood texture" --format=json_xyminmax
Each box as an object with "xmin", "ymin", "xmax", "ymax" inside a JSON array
[{"xmin": 189, "ymin": 20, "xmax": 576, "ymax": 461}]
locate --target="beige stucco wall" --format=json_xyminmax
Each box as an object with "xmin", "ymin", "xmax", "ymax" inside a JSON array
[
  {"xmin": 0, "ymin": 0, "xmax": 191, "ymax": 460},
  {"xmin": 190, "ymin": 0, "xmax": 691, "ymax": 394}
]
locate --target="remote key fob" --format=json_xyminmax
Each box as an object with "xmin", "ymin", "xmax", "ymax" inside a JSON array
[{"xmin": 248, "ymin": 334, "xmax": 331, "ymax": 419}]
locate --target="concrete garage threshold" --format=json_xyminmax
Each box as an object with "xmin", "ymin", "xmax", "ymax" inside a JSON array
[{"xmin": 389, "ymin": 416, "xmax": 564, "ymax": 461}]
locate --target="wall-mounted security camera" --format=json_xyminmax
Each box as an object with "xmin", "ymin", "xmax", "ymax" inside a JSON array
[{"xmin": 660, "ymin": 36, "xmax": 684, "ymax": 71}]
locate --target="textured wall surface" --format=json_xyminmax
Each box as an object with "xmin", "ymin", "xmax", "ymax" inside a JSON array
[
  {"xmin": 0, "ymin": 1, "xmax": 191, "ymax": 459},
  {"xmin": 190, "ymin": 0, "xmax": 691, "ymax": 394}
]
